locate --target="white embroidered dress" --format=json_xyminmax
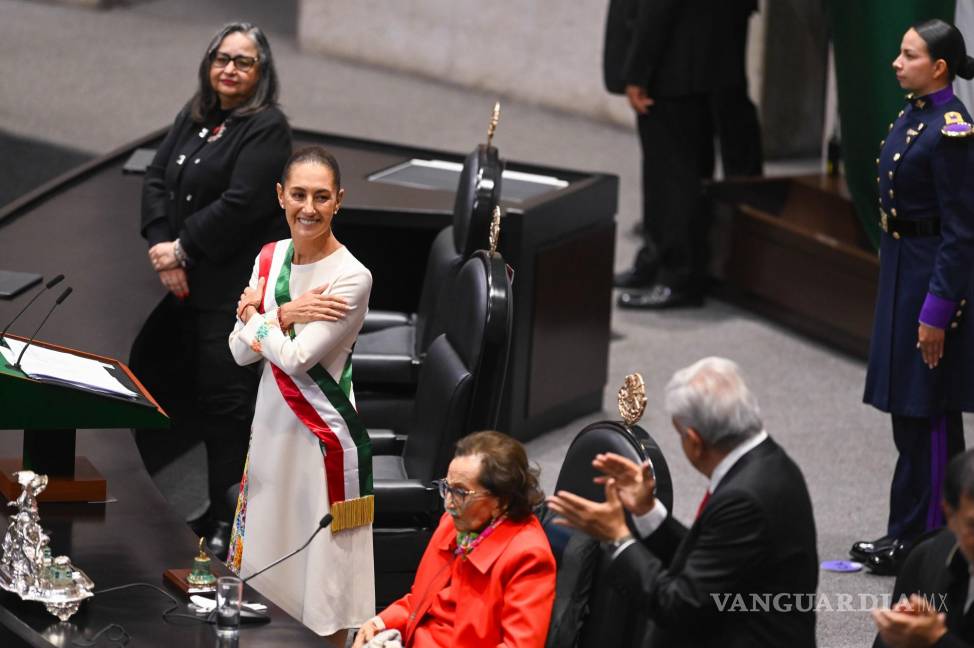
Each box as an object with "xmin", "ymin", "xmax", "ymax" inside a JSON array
[{"xmin": 227, "ymin": 241, "xmax": 374, "ymax": 635}]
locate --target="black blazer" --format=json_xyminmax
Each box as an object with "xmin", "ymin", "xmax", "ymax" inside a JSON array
[
  {"xmin": 603, "ymin": 0, "xmax": 757, "ymax": 98},
  {"xmin": 875, "ymin": 529, "xmax": 974, "ymax": 648},
  {"xmin": 141, "ymin": 105, "xmax": 292, "ymax": 310},
  {"xmin": 608, "ymin": 438, "xmax": 818, "ymax": 648}
]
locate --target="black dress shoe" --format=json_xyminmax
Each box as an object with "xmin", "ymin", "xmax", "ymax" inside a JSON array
[
  {"xmin": 614, "ymin": 267, "xmax": 657, "ymax": 289},
  {"xmin": 618, "ymin": 285, "xmax": 703, "ymax": 310},
  {"xmin": 206, "ymin": 521, "xmax": 232, "ymax": 561},
  {"xmin": 865, "ymin": 540, "xmax": 910, "ymax": 576},
  {"xmin": 850, "ymin": 535, "xmax": 896, "ymax": 562}
]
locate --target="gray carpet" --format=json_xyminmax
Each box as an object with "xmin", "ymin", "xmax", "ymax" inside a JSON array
[{"xmin": 0, "ymin": 1, "xmax": 959, "ymax": 645}]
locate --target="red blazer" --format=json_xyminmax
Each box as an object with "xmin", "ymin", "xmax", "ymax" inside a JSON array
[{"xmin": 379, "ymin": 512, "xmax": 556, "ymax": 648}]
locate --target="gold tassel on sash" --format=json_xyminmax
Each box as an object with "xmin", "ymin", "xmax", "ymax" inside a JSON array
[{"xmin": 330, "ymin": 495, "xmax": 375, "ymax": 533}]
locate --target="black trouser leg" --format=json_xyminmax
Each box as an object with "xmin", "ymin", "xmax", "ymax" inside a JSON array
[
  {"xmin": 887, "ymin": 412, "xmax": 965, "ymax": 542},
  {"xmin": 131, "ymin": 296, "xmax": 199, "ymax": 475},
  {"xmin": 712, "ymin": 85, "xmax": 763, "ymax": 178},
  {"xmin": 194, "ymin": 310, "xmax": 259, "ymax": 524},
  {"xmin": 636, "ymin": 96, "xmax": 714, "ymax": 291}
]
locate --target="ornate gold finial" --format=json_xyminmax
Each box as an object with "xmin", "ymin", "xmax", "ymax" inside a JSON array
[
  {"xmin": 489, "ymin": 206, "xmax": 502, "ymax": 255},
  {"xmin": 618, "ymin": 373, "xmax": 647, "ymax": 428},
  {"xmin": 197, "ymin": 537, "xmax": 206, "ymax": 559},
  {"xmin": 486, "ymin": 101, "xmax": 501, "ymax": 148}
]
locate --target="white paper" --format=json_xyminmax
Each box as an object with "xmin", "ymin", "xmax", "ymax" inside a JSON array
[{"xmin": 0, "ymin": 338, "xmax": 137, "ymax": 398}]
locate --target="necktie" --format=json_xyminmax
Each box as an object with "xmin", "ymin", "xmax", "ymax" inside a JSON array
[{"xmin": 695, "ymin": 489, "xmax": 711, "ymax": 520}]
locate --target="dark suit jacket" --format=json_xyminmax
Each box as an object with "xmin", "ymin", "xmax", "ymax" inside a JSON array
[
  {"xmin": 874, "ymin": 528, "xmax": 974, "ymax": 648},
  {"xmin": 602, "ymin": 0, "xmax": 757, "ymax": 98},
  {"xmin": 608, "ymin": 438, "xmax": 818, "ymax": 648},
  {"xmin": 141, "ymin": 105, "xmax": 292, "ymax": 310}
]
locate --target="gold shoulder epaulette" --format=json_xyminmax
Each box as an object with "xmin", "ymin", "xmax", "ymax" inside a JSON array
[{"xmin": 942, "ymin": 111, "xmax": 974, "ymax": 138}]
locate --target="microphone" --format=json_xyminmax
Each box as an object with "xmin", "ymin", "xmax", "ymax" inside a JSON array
[
  {"xmin": 242, "ymin": 513, "xmax": 333, "ymax": 585},
  {"xmin": 203, "ymin": 514, "xmax": 333, "ymax": 626},
  {"xmin": 14, "ymin": 287, "xmax": 72, "ymax": 370},
  {"xmin": 1, "ymin": 274, "xmax": 64, "ymax": 343}
]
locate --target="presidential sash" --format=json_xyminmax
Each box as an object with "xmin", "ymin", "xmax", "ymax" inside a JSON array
[{"xmin": 256, "ymin": 240, "xmax": 373, "ymax": 532}]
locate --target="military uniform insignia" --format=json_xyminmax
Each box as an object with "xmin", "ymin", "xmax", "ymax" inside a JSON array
[{"xmin": 942, "ymin": 111, "xmax": 974, "ymax": 138}]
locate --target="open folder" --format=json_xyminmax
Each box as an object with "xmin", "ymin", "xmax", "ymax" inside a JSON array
[{"xmin": 0, "ymin": 337, "xmax": 137, "ymax": 399}]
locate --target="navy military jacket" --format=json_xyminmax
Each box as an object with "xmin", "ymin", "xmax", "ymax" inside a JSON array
[{"xmin": 864, "ymin": 86, "xmax": 974, "ymax": 416}]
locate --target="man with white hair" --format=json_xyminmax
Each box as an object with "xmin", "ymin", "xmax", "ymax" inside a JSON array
[{"xmin": 547, "ymin": 357, "xmax": 818, "ymax": 647}]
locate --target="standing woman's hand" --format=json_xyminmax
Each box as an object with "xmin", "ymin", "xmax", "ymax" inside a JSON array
[
  {"xmin": 148, "ymin": 242, "xmax": 180, "ymax": 271},
  {"xmin": 277, "ymin": 284, "xmax": 349, "ymax": 331},
  {"xmin": 158, "ymin": 268, "xmax": 189, "ymax": 299},
  {"xmin": 237, "ymin": 277, "xmax": 265, "ymax": 324},
  {"xmin": 917, "ymin": 323, "xmax": 946, "ymax": 369}
]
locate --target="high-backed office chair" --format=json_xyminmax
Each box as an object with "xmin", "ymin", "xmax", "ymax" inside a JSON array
[
  {"xmin": 355, "ymin": 139, "xmax": 503, "ymax": 373},
  {"xmin": 372, "ymin": 245, "xmax": 513, "ymax": 606},
  {"xmin": 543, "ymin": 375, "xmax": 672, "ymax": 648},
  {"xmin": 354, "ymin": 143, "xmax": 503, "ymax": 430}
]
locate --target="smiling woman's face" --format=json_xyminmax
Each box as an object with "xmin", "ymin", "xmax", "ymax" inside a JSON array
[{"xmin": 276, "ymin": 161, "xmax": 343, "ymax": 245}]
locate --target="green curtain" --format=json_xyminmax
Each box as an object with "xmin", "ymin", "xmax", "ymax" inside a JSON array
[{"xmin": 826, "ymin": 0, "xmax": 955, "ymax": 249}]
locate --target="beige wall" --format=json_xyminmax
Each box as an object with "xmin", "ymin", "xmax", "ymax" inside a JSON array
[{"xmin": 298, "ymin": 1, "xmax": 766, "ymax": 128}]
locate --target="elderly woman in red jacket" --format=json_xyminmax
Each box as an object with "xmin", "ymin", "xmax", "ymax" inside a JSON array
[{"xmin": 354, "ymin": 431, "xmax": 556, "ymax": 648}]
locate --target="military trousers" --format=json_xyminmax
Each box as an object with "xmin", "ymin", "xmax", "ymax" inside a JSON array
[{"xmin": 888, "ymin": 412, "xmax": 965, "ymax": 541}]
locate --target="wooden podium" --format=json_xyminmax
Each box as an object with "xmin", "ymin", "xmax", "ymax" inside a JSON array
[{"xmin": 0, "ymin": 334, "xmax": 168, "ymax": 502}]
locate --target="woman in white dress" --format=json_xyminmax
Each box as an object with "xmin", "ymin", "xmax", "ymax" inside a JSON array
[{"xmin": 227, "ymin": 145, "xmax": 374, "ymax": 646}]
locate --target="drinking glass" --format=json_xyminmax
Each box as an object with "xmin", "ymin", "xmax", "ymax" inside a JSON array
[{"xmin": 215, "ymin": 576, "xmax": 243, "ymax": 636}]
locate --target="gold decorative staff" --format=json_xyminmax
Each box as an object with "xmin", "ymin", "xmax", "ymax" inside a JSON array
[
  {"xmin": 489, "ymin": 205, "xmax": 502, "ymax": 255},
  {"xmin": 486, "ymin": 101, "xmax": 501, "ymax": 148},
  {"xmin": 618, "ymin": 373, "xmax": 647, "ymax": 428}
]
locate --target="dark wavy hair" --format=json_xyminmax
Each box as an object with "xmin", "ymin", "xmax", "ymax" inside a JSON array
[
  {"xmin": 280, "ymin": 145, "xmax": 342, "ymax": 189},
  {"xmin": 189, "ymin": 22, "xmax": 280, "ymax": 123},
  {"xmin": 913, "ymin": 19, "xmax": 974, "ymax": 81},
  {"xmin": 454, "ymin": 431, "xmax": 544, "ymax": 521}
]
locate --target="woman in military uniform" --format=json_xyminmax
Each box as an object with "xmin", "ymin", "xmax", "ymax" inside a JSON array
[{"xmin": 854, "ymin": 19, "xmax": 974, "ymax": 574}]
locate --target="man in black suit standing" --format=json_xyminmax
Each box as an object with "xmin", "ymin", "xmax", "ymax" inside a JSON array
[
  {"xmin": 872, "ymin": 449, "xmax": 974, "ymax": 648},
  {"xmin": 607, "ymin": 0, "xmax": 762, "ymax": 308},
  {"xmin": 547, "ymin": 357, "xmax": 818, "ymax": 647}
]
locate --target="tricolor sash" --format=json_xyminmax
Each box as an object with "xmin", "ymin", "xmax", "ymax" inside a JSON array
[{"xmin": 256, "ymin": 240, "xmax": 373, "ymax": 532}]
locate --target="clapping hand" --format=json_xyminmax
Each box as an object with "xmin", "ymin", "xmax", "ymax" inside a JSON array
[
  {"xmin": 592, "ymin": 452, "xmax": 656, "ymax": 516},
  {"xmin": 547, "ymin": 480, "xmax": 631, "ymax": 543},
  {"xmin": 871, "ymin": 594, "xmax": 947, "ymax": 648}
]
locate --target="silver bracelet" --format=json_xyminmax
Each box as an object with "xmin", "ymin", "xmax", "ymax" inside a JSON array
[{"xmin": 173, "ymin": 239, "xmax": 189, "ymax": 268}]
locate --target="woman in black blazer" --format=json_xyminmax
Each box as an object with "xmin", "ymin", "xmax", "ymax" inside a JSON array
[{"xmin": 137, "ymin": 21, "xmax": 292, "ymax": 558}]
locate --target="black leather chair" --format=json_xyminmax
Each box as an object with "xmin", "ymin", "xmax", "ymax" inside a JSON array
[
  {"xmin": 354, "ymin": 144, "xmax": 503, "ymax": 419},
  {"xmin": 542, "ymin": 420, "xmax": 673, "ymax": 648},
  {"xmin": 372, "ymin": 248, "xmax": 513, "ymax": 606}
]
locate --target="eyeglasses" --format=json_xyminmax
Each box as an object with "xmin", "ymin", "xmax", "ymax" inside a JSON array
[
  {"xmin": 432, "ymin": 479, "xmax": 490, "ymax": 505},
  {"xmin": 211, "ymin": 52, "xmax": 258, "ymax": 72}
]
